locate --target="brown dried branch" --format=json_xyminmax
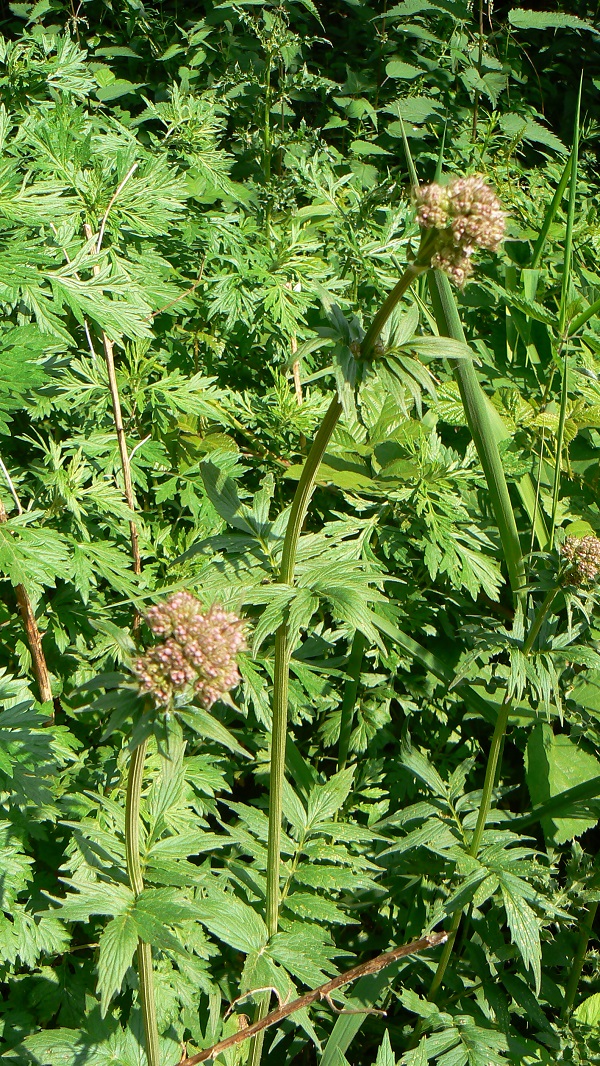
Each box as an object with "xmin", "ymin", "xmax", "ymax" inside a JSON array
[
  {"xmin": 83, "ymin": 222, "xmax": 142, "ymax": 582},
  {"xmin": 179, "ymin": 932, "xmax": 447, "ymax": 1066},
  {"xmin": 150, "ymin": 257, "xmax": 206, "ymax": 320},
  {"xmin": 0, "ymin": 496, "xmax": 53, "ymax": 708}
]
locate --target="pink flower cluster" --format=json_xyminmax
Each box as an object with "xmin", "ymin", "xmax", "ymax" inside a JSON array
[
  {"xmin": 134, "ymin": 592, "xmax": 246, "ymax": 708},
  {"xmin": 415, "ymin": 175, "xmax": 505, "ymax": 287},
  {"xmin": 561, "ymin": 536, "xmax": 600, "ymax": 586}
]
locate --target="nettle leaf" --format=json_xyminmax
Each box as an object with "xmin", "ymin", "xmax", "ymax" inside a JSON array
[
  {"xmin": 376, "ymin": 1031, "xmax": 396, "ymax": 1066},
  {"xmin": 97, "ymin": 910, "xmax": 138, "ymax": 1016},
  {"xmin": 499, "ymin": 113, "xmax": 566, "ymax": 155},
  {"xmin": 200, "ymin": 459, "xmax": 255, "ymax": 535},
  {"xmin": 574, "ymin": 992, "xmax": 600, "ymax": 1026},
  {"xmin": 401, "ymin": 1013, "xmax": 508, "ymax": 1066},
  {"xmin": 508, "ymin": 9, "xmax": 600, "ymax": 35},
  {"xmin": 177, "ymin": 705, "xmax": 249, "ymax": 758},
  {"xmin": 400, "ymin": 744, "xmax": 449, "ymax": 799},
  {"xmin": 269, "ymin": 924, "xmax": 341, "ymax": 986}
]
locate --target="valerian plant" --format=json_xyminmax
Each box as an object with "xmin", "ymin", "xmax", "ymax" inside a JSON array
[{"xmin": 0, "ymin": 5, "xmax": 600, "ymax": 1066}]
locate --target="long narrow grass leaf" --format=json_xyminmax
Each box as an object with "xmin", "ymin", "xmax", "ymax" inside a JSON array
[
  {"xmin": 428, "ymin": 270, "xmax": 526, "ymax": 603},
  {"xmin": 551, "ymin": 74, "xmax": 582, "ymax": 541}
]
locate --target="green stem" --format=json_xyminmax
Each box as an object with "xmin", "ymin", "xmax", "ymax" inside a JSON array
[
  {"xmin": 126, "ymin": 740, "xmax": 160, "ymax": 1066},
  {"xmin": 550, "ymin": 348, "xmax": 569, "ymax": 544},
  {"xmin": 420, "ymin": 694, "xmax": 512, "ymax": 1016},
  {"xmin": 338, "ymin": 630, "xmax": 367, "ymax": 771},
  {"xmin": 530, "ymin": 152, "xmax": 572, "ymax": 270},
  {"xmin": 265, "ymin": 258, "xmax": 427, "ymax": 943},
  {"xmin": 523, "ymin": 585, "xmax": 559, "ymax": 655},
  {"xmin": 410, "ymin": 583, "xmax": 561, "ymax": 1038},
  {"xmin": 264, "ymin": 51, "xmax": 272, "ymax": 183},
  {"xmin": 250, "ymin": 257, "xmax": 425, "ymax": 1066},
  {"xmin": 471, "ymin": 0, "xmax": 484, "ymax": 140},
  {"xmin": 361, "ymin": 234, "xmax": 439, "ymax": 360},
  {"xmin": 562, "ymin": 900, "xmax": 599, "ymax": 1018},
  {"xmin": 568, "ymin": 295, "xmax": 600, "ymax": 337}
]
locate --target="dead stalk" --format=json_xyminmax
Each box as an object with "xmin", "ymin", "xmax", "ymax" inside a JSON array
[
  {"xmin": 179, "ymin": 932, "xmax": 447, "ymax": 1066},
  {"xmin": 0, "ymin": 493, "xmax": 53, "ymax": 709},
  {"xmin": 83, "ymin": 215, "xmax": 142, "ymax": 580}
]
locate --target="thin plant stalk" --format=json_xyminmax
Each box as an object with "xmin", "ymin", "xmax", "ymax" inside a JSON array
[
  {"xmin": 471, "ymin": 0, "xmax": 485, "ymax": 140},
  {"xmin": 248, "ymin": 253, "xmax": 430, "ymax": 1066},
  {"xmin": 125, "ymin": 739, "xmax": 161, "ymax": 1066},
  {"xmin": 84, "ymin": 197, "xmax": 143, "ymax": 582},
  {"xmin": 562, "ymin": 900, "xmax": 599, "ymax": 1018},
  {"xmin": 0, "ymin": 490, "xmax": 53, "ymax": 709},
  {"xmin": 530, "ymin": 152, "xmax": 572, "ymax": 270},
  {"xmin": 409, "ymin": 585, "xmax": 561, "ymax": 1035}
]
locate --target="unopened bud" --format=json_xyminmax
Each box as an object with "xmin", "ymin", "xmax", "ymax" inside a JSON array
[
  {"xmin": 415, "ymin": 174, "xmax": 505, "ymax": 287},
  {"xmin": 134, "ymin": 592, "xmax": 246, "ymax": 709},
  {"xmin": 561, "ymin": 536, "xmax": 600, "ymax": 586}
]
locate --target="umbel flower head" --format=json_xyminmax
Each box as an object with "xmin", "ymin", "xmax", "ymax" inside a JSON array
[
  {"xmin": 561, "ymin": 536, "xmax": 600, "ymax": 586},
  {"xmin": 415, "ymin": 174, "xmax": 506, "ymax": 287},
  {"xmin": 134, "ymin": 592, "xmax": 246, "ymax": 709}
]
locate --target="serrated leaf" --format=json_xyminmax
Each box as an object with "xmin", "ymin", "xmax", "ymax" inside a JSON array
[
  {"xmin": 386, "ymin": 60, "xmax": 423, "ymax": 80},
  {"xmin": 499, "ymin": 870, "xmax": 541, "ymax": 993},
  {"xmin": 307, "ymin": 767, "xmax": 355, "ymax": 828},
  {"xmin": 97, "ymin": 911, "xmax": 138, "ymax": 1016},
  {"xmin": 199, "ymin": 895, "xmax": 267, "ymax": 954},
  {"xmin": 509, "ymin": 9, "xmax": 600, "ymax": 35}
]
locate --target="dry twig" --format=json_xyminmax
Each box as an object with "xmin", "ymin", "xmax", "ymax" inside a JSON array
[
  {"xmin": 0, "ymin": 492, "xmax": 53, "ymax": 708},
  {"xmin": 84, "ymin": 210, "xmax": 142, "ymax": 580},
  {"xmin": 179, "ymin": 932, "xmax": 447, "ymax": 1066}
]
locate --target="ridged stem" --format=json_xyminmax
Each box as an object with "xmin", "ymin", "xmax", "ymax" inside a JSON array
[
  {"xmin": 125, "ymin": 740, "xmax": 160, "ymax": 1066},
  {"xmin": 249, "ymin": 257, "xmax": 425, "ymax": 1066}
]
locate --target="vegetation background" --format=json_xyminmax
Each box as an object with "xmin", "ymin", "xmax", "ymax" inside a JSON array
[{"xmin": 1, "ymin": 1, "xmax": 600, "ymax": 1065}]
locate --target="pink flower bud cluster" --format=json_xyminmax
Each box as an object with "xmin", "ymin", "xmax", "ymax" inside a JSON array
[
  {"xmin": 415, "ymin": 174, "xmax": 505, "ymax": 287},
  {"xmin": 134, "ymin": 592, "xmax": 246, "ymax": 708},
  {"xmin": 561, "ymin": 536, "xmax": 600, "ymax": 586}
]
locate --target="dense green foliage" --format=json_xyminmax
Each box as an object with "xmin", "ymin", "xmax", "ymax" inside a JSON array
[{"xmin": 1, "ymin": 2, "xmax": 600, "ymax": 1065}]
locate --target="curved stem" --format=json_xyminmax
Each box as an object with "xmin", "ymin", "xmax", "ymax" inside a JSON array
[
  {"xmin": 410, "ymin": 582, "xmax": 562, "ymax": 1041},
  {"xmin": 126, "ymin": 740, "xmax": 160, "ymax": 1066},
  {"xmin": 523, "ymin": 585, "xmax": 559, "ymax": 655},
  {"xmin": 265, "ymin": 258, "xmax": 424, "ymax": 942},
  {"xmin": 562, "ymin": 900, "xmax": 598, "ymax": 1018},
  {"xmin": 250, "ymin": 257, "xmax": 425, "ymax": 1066},
  {"xmin": 361, "ymin": 263, "xmax": 425, "ymax": 358}
]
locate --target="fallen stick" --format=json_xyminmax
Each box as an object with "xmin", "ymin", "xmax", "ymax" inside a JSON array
[{"xmin": 179, "ymin": 931, "xmax": 447, "ymax": 1065}]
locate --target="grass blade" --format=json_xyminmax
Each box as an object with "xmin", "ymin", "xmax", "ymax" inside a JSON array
[
  {"xmin": 530, "ymin": 153, "xmax": 573, "ymax": 270},
  {"xmin": 550, "ymin": 74, "xmax": 582, "ymax": 542},
  {"xmin": 428, "ymin": 270, "xmax": 526, "ymax": 603}
]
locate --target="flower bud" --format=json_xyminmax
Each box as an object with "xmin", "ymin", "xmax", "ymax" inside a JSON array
[
  {"xmin": 561, "ymin": 536, "xmax": 600, "ymax": 586},
  {"xmin": 134, "ymin": 592, "xmax": 246, "ymax": 709},
  {"xmin": 415, "ymin": 174, "xmax": 505, "ymax": 286}
]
